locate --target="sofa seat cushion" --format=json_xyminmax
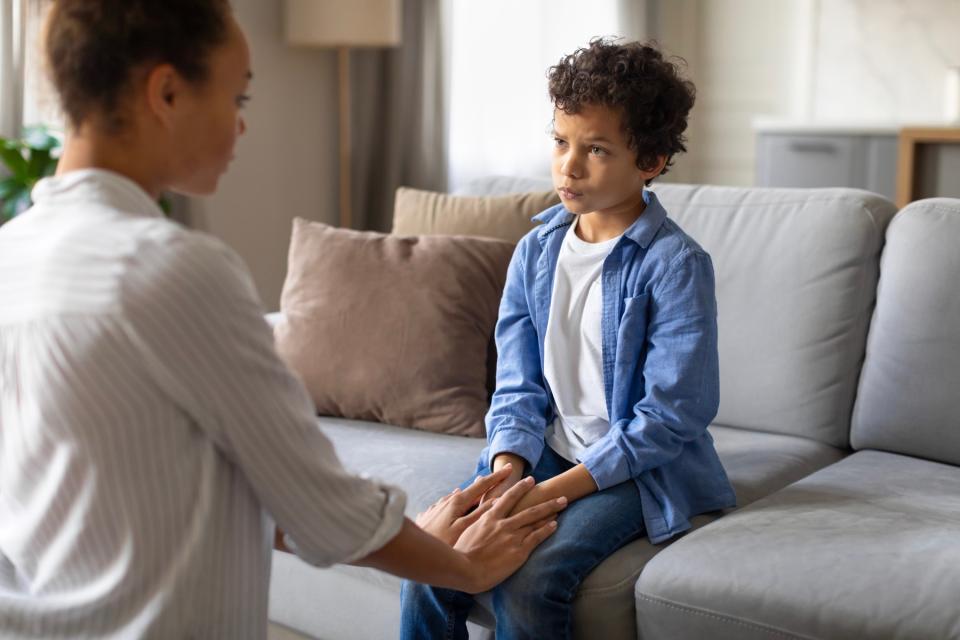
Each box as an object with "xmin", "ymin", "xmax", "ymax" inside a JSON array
[
  {"xmin": 710, "ymin": 425, "xmax": 846, "ymax": 507},
  {"xmin": 269, "ymin": 420, "xmax": 844, "ymax": 639},
  {"xmin": 635, "ymin": 450, "xmax": 960, "ymax": 640}
]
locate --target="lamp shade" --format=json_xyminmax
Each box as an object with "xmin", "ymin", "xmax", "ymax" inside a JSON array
[{"xmin": 284, "ymin": 0, "xmax": 402, "ymax": 48}]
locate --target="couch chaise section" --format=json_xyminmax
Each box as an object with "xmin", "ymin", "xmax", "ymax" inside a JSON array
[{"xmin": 634, "ymin": 198, "xmax": 960, "ymax": 640}]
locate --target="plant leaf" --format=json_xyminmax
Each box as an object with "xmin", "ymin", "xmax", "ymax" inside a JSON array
[
  {"xmin": 0, "ymin": 175, "xmax": 22, "ymax": 200},
  {"xmin": 0, "ymin": 142, "xmax": 29, "ymax": 179},
  {"xmin": 9, "ymin": 189, "xmax": 33, "ymax": 216},
  {"xmin": 43, "ymin": 155, "xmax": 59, "ymax": 177},
  {"xmin": 27, "ymin": 148, "xmax": 52, "ymax": 178},
  {"xmin": 22, "ymin": 125, "xmax": 60, "ymax": 151},
  {"xmin": 1, "ymin": 195, "xmax": 19, "ymax": 220}
]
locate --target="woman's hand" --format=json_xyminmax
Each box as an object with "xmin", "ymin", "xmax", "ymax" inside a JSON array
[
  {"xmin": 507, "ymin": 483, "xmax": 554, "ymax": 516},
  {"xmin": 454, "ymin": 476, "xmax": 568, "ymax": 593},
  {"xmin": 415, "ymin": 465, "xmax": 516, "ymax": 546},
  {"xmin": 479, "ymin": 452, "xmax": 526, "ymax": 506}
]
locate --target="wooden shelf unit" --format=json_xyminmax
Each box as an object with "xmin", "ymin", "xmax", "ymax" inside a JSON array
[{"xmin": 896, "ymin": 127, "xmax": 960, "ymax": 208}]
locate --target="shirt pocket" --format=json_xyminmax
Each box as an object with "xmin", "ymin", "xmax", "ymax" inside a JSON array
[
  {"xmin": 616, "ymin": 293, "xmax": 650, "ymax": 368},
  {"xmin": 613, "ymin": 293, "xmax": 651, "ymax": 413}
]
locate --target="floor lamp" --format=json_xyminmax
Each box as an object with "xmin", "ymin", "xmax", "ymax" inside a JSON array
[{"xmin": 284, "ymin": 0, "xmax": 403, "ymax": 230}]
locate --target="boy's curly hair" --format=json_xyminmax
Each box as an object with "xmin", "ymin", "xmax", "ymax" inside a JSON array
[{"xmin": 548, "ymin": 38, "xmax": 695, "ymax": 183}]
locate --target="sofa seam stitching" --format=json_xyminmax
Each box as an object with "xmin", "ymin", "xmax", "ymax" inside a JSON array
[{"xmin": 635, "ymin": 592, "xmax": 816, "ymax": 640}]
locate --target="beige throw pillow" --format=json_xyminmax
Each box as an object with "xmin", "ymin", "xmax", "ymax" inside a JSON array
[
  {"xmin": 392, "ymin": 187, "xmax": 560, "ymax": 243},
  {"xmin": 276, "ymin": 218, "xmax": 515, "ymax": 437}
]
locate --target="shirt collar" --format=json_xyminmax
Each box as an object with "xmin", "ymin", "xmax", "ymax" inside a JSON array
[
  {"xmin": 533, "ymin": 189, "xmax": 668, "ymax": 249},
  {"xmin": 31, "ymin": 168, "xmax": 165, "ymax": 219}
]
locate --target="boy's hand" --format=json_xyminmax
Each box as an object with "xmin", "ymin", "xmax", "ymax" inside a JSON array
[
  {"xmin": 507, "ymin": 464, "xmax": 598, "ymax": 516},
  {"xmin": 415, "ymin": 465, "xmax": 515, "ymax": 546},
  {"xmin": 454, "ymin": 476, "xmax": 568, "ymax": 593},
  {"xmin": 481, "ymin": 453, "xmax": 526, "ymax": 505}
]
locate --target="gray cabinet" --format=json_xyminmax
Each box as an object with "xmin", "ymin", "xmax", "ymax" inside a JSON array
[{"xmin": 756, "ymin": 130, "xmax": 898, "ymax": 201}]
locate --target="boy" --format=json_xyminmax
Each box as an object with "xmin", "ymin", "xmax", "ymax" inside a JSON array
[{"xmin": 400, "ymin": 39, "xmax": 736, "ymax": 639}]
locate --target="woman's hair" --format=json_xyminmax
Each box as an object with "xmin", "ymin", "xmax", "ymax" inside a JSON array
[
  {"xmin": 45, "ymin": 0, "xmax": 231, "ymax": 131},
  {"xmin": 548, "ymin": 38, "xmax": 696, "ymax": 182}
]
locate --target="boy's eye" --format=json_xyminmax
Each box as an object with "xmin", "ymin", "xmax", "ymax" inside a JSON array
[
  {"xmin": 236, "ymin": 94, "xmax": 252, "ymax": 108},
  {"xmin": 553, "ymin": 137, "xmax": 567, "ymax": 148},
  {"xmin": 590, "ymin": 145, "xmax": 607, "ymax": 156}
]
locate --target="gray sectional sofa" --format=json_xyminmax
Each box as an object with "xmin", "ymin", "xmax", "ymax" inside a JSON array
[{"xmin": 267, "ymin": 178, "xmax": 960, "ymax": 640}]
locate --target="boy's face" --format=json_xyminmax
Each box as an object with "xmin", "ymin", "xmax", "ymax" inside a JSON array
[{"xmin": 551, "ymin": 104, "xmax": 663, "ymax": 216}]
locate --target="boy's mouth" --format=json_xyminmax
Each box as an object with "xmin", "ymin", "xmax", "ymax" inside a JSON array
[{"xmin": 558, "ymin": 187, "xmax": 583, "ymax": 199}]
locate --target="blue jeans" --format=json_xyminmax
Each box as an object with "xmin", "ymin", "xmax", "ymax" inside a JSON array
[{"xmin": 399, "ymin": 446, "xmax": 646, "ymax": 640}]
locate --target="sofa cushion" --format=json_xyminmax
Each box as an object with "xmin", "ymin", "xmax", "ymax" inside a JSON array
[
  {"xmin": 655, "ymin": 185, "xmax": 896, "ymax": 448},
  {"xmin": 635, "ymin": 450, "xmax": 960, "ymax": 640},
  {"xmin": 391, "ymin": 186, "xmax": 559, "ymax": 243},
  {"xmin": 453, "ymin": 175, "xmax": 553, "ymax": 197},
  {"xmin": 269, "ymin": 420, "xmax": 844, "ymax": 640},
  {"xmin": 851, "ymin": 198, "xmax": 960, "ymax": 466},
  {"xmin": 709, "ymin": 425, "xmax": 846, "ymax": 507},
  {"xmin": 275, "ymin": 219, "xmax": 514, "ymax": 437}
]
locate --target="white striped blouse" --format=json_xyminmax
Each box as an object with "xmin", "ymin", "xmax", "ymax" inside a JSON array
[{"xmin": 0, "ymin": 169, "xmax": 406, "ymax": 639}]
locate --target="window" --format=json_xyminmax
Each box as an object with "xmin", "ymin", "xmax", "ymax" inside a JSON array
[
  {"xmin": 444, "ymin": 0, "xmax": 622, "ymax": 190},
  {"xmin": 0, "ymin": 0, "xmax": 59, "ymax": 139},
  {"xmin": 22, "ymin": 0, "xmax": 59, "ymax": 131}
]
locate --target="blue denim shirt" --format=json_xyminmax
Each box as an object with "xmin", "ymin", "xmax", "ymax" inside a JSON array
[{"xmin": 481, "ymin": 189, "xmax": 736, "ymax": 544}]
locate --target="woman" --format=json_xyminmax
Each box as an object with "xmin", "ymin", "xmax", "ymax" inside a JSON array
[{"xmin": 0, "ymin": 1, "xmax": 563, "ymax": 638}]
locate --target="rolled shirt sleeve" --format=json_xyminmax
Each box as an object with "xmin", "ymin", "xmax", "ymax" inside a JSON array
[
  {"xmin": 121, "ymin": 229, "xmax": 406, "ymax": 567},
  {"xmin": 580, "ymin": 249, "xmax": 721, "ymax": 490}
]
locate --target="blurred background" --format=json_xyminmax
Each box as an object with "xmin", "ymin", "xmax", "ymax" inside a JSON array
[{"xmin": 2, "ymin": 0, "xmax": 958, "ymax": 308}]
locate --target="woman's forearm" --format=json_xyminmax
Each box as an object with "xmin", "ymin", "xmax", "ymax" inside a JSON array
[{"xmin": 353, "ymin": 518, "xmax": 477, "ymax": 592}]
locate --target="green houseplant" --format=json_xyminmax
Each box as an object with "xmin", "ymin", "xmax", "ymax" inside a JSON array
[
  {"xmin": 0, "ymin": 124, "xmax": 173, "ymax": 227},
  {"xmin": 0, "ymin": 125, "xmax": 61, "ymax": 225}
]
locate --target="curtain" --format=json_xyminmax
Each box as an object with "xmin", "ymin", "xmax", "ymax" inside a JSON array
[
  {"xmin": 0, "ymin": 0, "xmax": 25, "ymax": 139},
  {"xmin": 348, "ymin": 0, "xmax": 446, "ymax": 231}
]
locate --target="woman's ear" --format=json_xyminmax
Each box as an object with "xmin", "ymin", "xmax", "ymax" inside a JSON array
[{"xmin": 144, "ymin": 64, "xmax": 181, "ymax": 128}]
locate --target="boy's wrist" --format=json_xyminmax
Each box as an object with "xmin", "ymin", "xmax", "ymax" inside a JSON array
[{"xmin": 492, "ymin": 452, "xmax": 526, "ymax": 477}]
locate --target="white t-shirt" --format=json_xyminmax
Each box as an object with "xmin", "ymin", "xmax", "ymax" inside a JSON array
[{"xmin": 543, "ymin": 216, "xmax": 622, "ymax": 463}]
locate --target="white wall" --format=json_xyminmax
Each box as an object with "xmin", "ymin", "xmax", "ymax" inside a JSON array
[
  {"xmin": 189, "ymin": 0, "xmax": 340, "ymax": 310},
  {"xmin": 659, "ymin": 0, "xmax": 960, "ymax": 187},
  {"xmin": 811, "ymin": 0, "xmax": 960, "ymax": 122},
  {"xmin": 657, "ymin": 0, "xmax": 813, "ymax": 186}
]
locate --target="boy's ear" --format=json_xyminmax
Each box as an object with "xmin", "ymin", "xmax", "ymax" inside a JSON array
[{"xmin": 639, "ymin": 155, "xmax": 669, "ymax": 181}]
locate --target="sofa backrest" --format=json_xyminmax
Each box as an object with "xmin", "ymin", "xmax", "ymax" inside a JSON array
[
  {"xmin": 655, "ymin": 185, "xmax": 896, "ymax": 448},
  {"xmin": 851, "ymin": 198, "xmax": 960, "ymax": 465},
  {"xmin": 457, "ymin": 178, "xmax": 897, "ymax": 448}
]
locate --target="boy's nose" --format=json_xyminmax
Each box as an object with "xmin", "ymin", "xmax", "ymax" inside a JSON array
[{"xmin": 561, "ymin": 153, "xmax": 584, "ymax": 179}]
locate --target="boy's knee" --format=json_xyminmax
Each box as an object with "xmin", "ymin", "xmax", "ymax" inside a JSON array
[{"xmin": 497, "ymin": 553, "xmax": 567, "ymax": 605}]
